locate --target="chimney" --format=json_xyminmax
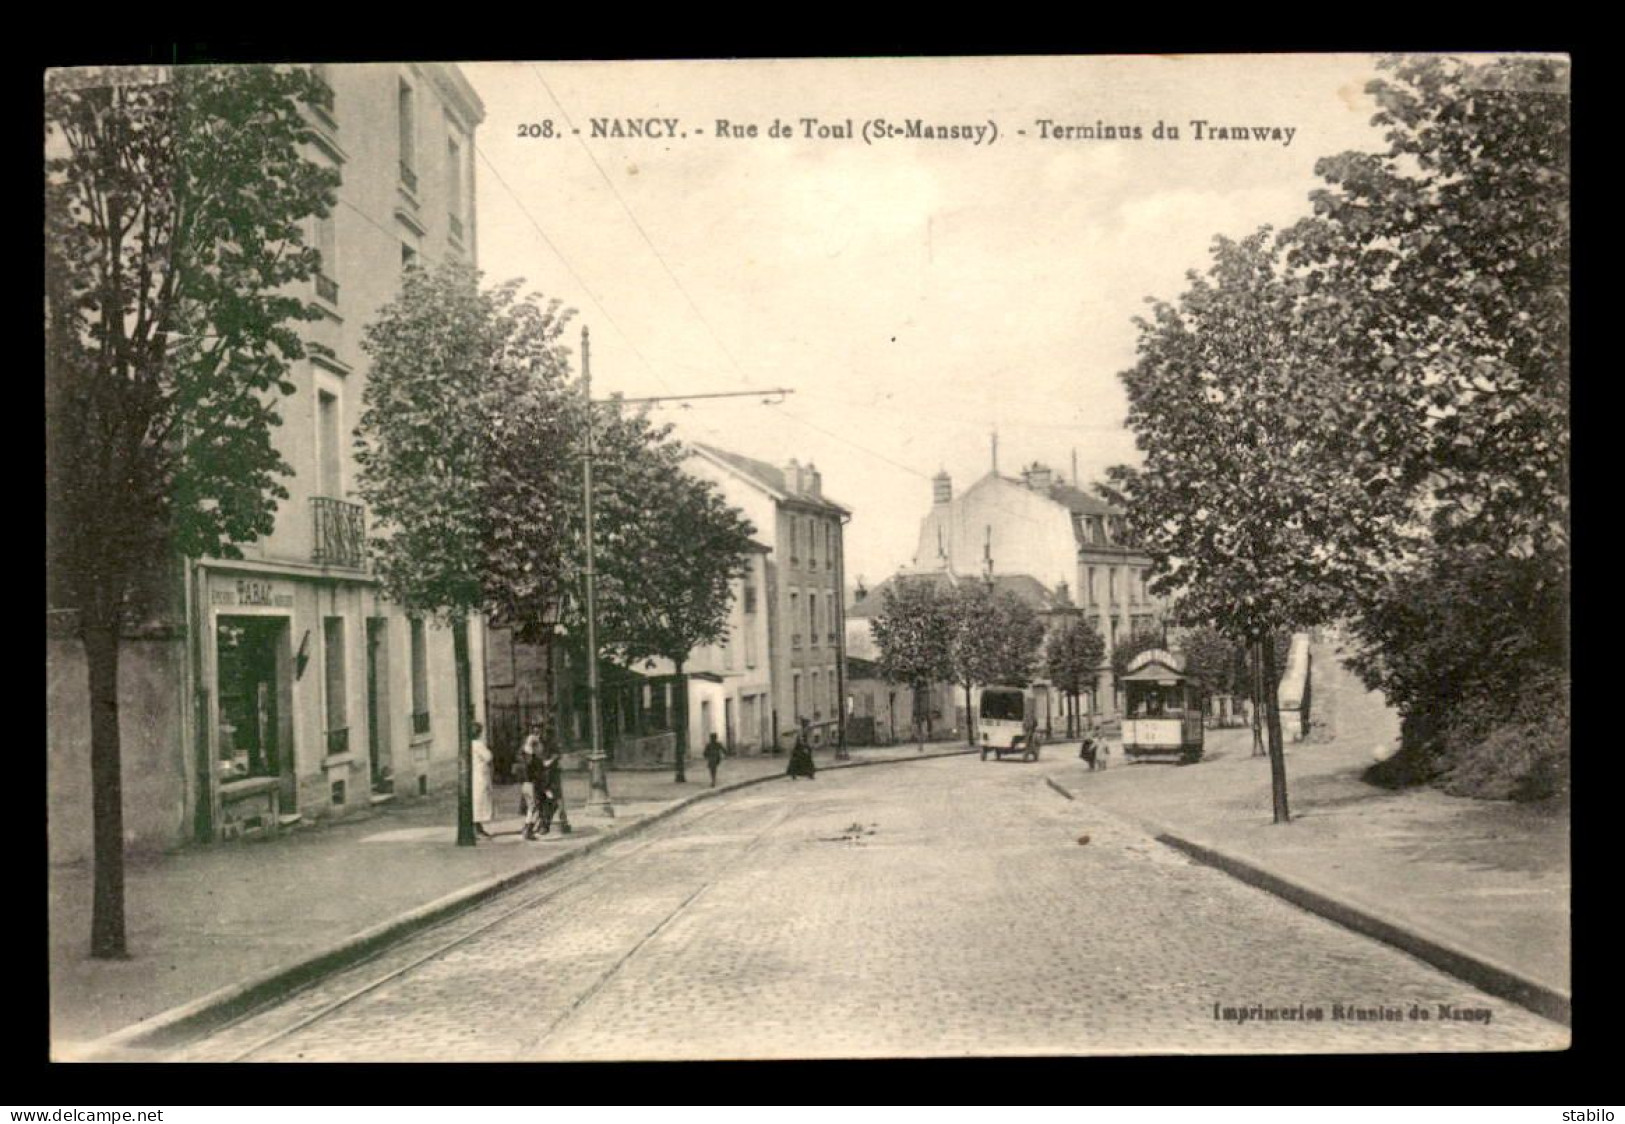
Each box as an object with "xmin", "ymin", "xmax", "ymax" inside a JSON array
[
  {"xmin": 1057, "ymin": 579, "xmax": 1071, "ymax": 606},
  {"xmin": 783, "ymin": 458, "xmax": 802, "ymax": 494},
  {"xmin": 1022, "ymin": 462, "xmax": 1054, "ymax": 493},
  {"xmin": 805, "ymin": 462, "xmax": 822, "ymax": 498},
  {"xmin": 1072, "ymin": 449, "xmax": 1079, "ymax": 487},
  {"xmin": 932, "ymin": 469, "xmax": 952, "ymax": 506}
]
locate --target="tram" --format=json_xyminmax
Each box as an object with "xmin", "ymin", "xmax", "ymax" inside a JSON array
[{"xmin": 1120, "ymin": 649, "xmax": 1205, "ymax": 764}]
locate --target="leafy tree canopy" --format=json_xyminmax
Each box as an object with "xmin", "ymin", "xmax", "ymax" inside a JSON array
[{"xmin": 870, "ymin": 579, "xmax": 954, "ymax": 692}]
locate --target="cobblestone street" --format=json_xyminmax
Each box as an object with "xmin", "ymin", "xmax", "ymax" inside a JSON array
[{"xmin": 173, "ymin": 757, "xmax": 1566, "ymax": 1061}]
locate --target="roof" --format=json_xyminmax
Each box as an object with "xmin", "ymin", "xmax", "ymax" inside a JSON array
[
  {"xmin": 690, "ymin": 442, "xmax": 850, "ymax": 516},
  {"xmin": 847, "ymin": 570, "xmax": 956, "ymax": 618},
  {"xmin": 848, "ymin": 570, "xmax": 1073, "ymax": 618},
  {"xmin": 1122, "ymin": 648, "xmax": 1189, "ymax": 683},
  {"xmin": 1046, "ymin": 481, "xmax": 1116, "ymax": 518}
]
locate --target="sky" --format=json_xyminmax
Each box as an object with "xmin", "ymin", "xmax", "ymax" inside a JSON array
[{"xmin": 460, "ymin": 55, "xmax": 1392, "ymax": 589}]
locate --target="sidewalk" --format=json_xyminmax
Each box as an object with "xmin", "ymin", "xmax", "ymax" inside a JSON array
[
  {"xmin": 1046, "ymin": 640, "xmax": 1570, "ymax": 1023},
  {"xmin": 48, "ymin": 738, "xmax": 972, "ymax": 1057}
]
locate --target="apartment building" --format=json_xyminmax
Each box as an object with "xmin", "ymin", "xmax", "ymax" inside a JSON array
[
  {"xmin": 46, "ymin": 64, "xmax": 488, "ymax": 861},
  {"xmin": 686, "ymin": 445, "xmax": 852, "ymax": 751}
]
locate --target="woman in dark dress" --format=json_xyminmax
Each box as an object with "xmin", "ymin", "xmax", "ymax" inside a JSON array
[{"xmin": 787, "ymin": 724, "xmax": 817, "ymax": 780}]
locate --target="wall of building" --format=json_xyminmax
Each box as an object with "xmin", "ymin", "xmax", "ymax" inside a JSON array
[
  {"xmin": 914, "ymin": 474, "xmax": 1077, "ymax": 591},
  {"xmin": 47, "ymin": 636, "xmax": 190, "ymax": 866}
]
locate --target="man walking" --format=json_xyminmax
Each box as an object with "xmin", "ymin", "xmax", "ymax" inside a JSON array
[{"xmin": 703, "ymin": 732, "xmax": 725, "ymax": 787}]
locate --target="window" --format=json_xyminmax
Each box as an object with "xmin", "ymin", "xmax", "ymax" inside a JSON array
[
  {"xmin": 743, "ymin": 581, "xmax": 757, "ymax": 614},
  {"xmin": 793, "ymin": 672, "xmax": 802, "ymax": 720},
  {"xmin": 410, "ymin": 618, "xmax": 429, "ymax": 734},
  {"xmin": 447, "ymin": 136, "xmax": 464, "ymax": 238},
  {"xmin": 397, "ymin": 80, "xmax": 417, "ymax": 188},
  {"xmin": 809, "ymin": 593, "xmax": 818, "ymax": 645},
  {"xmin": 812, "ymin": 671, "xmax": 821, "ymax": 719},
  {"xmin": 1109, "ymin": 569, "xmax": 1118, "ymax": 606},
  {"xmin": 789, "ymin": 591, "xmax": 799, "ymax": 647},
  {"xmin": 313, "ymin": 211, "xmax": 338, "ymax": 301},
  {"xmin": 401, "ymin": 242, "xmax": 417, "ymax": 269},
  {"xmin": 317, "ymin": 389, "xmax": 342, "ymax": 498},
  {"xmin": 1088, "ymin": 566, "xmax": 1098, "ymax": 606},
  {"xmin": 789, "ymin": 518, "xmax": 798, "ymax": 563},
  {"xmin": 324, "ymin": 617, "xmax": 348, "ymax": 755},
  {"xmin": 808, "ymin": 518, "xmax": 817, "ymax": 568}
]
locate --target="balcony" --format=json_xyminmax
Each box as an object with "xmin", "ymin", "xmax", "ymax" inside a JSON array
[
  {"xmin": 312, "ymin": 496, "xmax": 366, "ymax": 569},
  {"xmin": 315, "ymin": 273, "xmax": 339, "ymax": 305}
]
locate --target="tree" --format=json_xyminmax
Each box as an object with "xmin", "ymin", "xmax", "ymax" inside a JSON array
[
  {"xmin": 1110, "ymin": 230, "xmax": 1392, "ymax": 823},
  {"xmin": 1285, "ymin": 55, "xmax": 1569, "ymax": 790},
  {"xmin": 946, "ymin": 583, "xmax": 1047, "ymax": 745},
  {"xmin": 1290, "ymin": 55, "xmax": 1569, "ymax": 568},
  {"xmin": 869, "ymin": 579, "xmax": 954, "ymax": 749},
  {"xmin": 1046, "ymin": 615, "xmax": 1105, "ymax": 736},
  {"xmin": 46, "ymin": 65, "xmax": 338, "ymax": 957},
  {"xmin": 604, "ymin": 440, "xmax": 757, "ymax": 782},
  {"xmin": 355, "ymin": 261, "xmax": 574, "ymax": 845}
]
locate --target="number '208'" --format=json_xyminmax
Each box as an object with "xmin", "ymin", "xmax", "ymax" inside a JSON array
[{"xmin": 517, "ymin": 122, "xmax": 556, "ymax": 138}]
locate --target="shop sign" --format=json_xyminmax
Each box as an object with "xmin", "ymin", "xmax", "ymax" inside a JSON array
[{"xmin": 212, "ymin": 578, "xmax": 295, "ymax": 608}]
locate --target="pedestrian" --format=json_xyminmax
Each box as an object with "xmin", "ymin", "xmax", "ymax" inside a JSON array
[
  {"xmin": 1022, "ymin": 708, "xmax": 1039, "ymax": 753},
  {"xmin": 538, "ymin": 739, "xmax": 564, "ymax": 835},
  {"xmin": 471, "ymin": 721, "xmax": 494, "ymax": 838},
  {"xmin": 787, "ymin": 721, "xmax": 817, "ymax": 780},
  {"xmin": 518, "ymin": 723, "xmax": 543, "ymax": 840},
  {"xmin": 703, "ymin": 732, "xmax": 725, "ymax": 787}
]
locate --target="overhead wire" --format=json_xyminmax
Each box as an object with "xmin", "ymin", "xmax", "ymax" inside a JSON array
[
  {"xmin": 472, "ymin": 142, "xmax": 670, "ymax": 390},
  {"xmin": 527, "ymin": 64, "xmax": 750, "ymax": 385}
]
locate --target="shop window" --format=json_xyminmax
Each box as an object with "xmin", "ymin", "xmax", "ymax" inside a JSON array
[{"xmin": 216, "ymin": 617, "xmax": 286, "ymax": 781}]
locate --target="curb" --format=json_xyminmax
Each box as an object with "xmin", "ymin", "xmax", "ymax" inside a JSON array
[
  {"xmin": 1155, "ymin": 830, "xmax": 1572, "ymax": 1028},
  {"xmin": 75, "ymin": 745, "xmax": 977, "ymax": 1059},
  {"xmin": 1040, "ymin": 766, "xmax": 1571, "ymax": 1029}
]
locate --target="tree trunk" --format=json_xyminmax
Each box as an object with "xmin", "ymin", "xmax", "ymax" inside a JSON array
[
  {"xmin": 84, "ymin": 620, "xmax": 128, "ymax": 958},
  {"xmin": 1251, "ymin": 639, "xmax": 1265, "ymax": 757},
  {"xmin": 964, "ymin": 683, "xmax": 975, "ymax": 746},
  {"xmin": 453, "ymin": 617, "xmax": 474, "ymax": 847},
  {"xmin": 673, "ymin": 661, "xmax": 688, "ymax": 783},
  {"xmin": 1260, "ymin": 633, "xmax": 1291, "ymax": 824}
]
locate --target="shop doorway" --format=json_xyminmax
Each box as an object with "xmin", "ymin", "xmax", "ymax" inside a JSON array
[{"xmin": 215, "ymin": 615, "xmax": 295, "ymax": 812}]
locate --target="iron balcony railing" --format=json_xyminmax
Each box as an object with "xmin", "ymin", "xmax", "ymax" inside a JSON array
[
  {"xmin": 315, "ymin": 273, "xmax": 339, "ymax": 304},
  {"xmin": 312, "ymin": 496, "xmax": 366, "ymax": 568}
]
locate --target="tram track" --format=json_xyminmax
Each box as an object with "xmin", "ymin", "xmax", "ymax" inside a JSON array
[{"xmin": 184, "ymin": 794, "xmax": 794, "ymax": 1062}]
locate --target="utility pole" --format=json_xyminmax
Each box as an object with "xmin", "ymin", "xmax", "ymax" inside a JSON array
[
  {"xmin": 573, "ymin": 343, "xmax": 795, "ymax": 808},
  {"xmin": 581, "ymin": 328, "xmax": 613, "ymax": 817}
]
